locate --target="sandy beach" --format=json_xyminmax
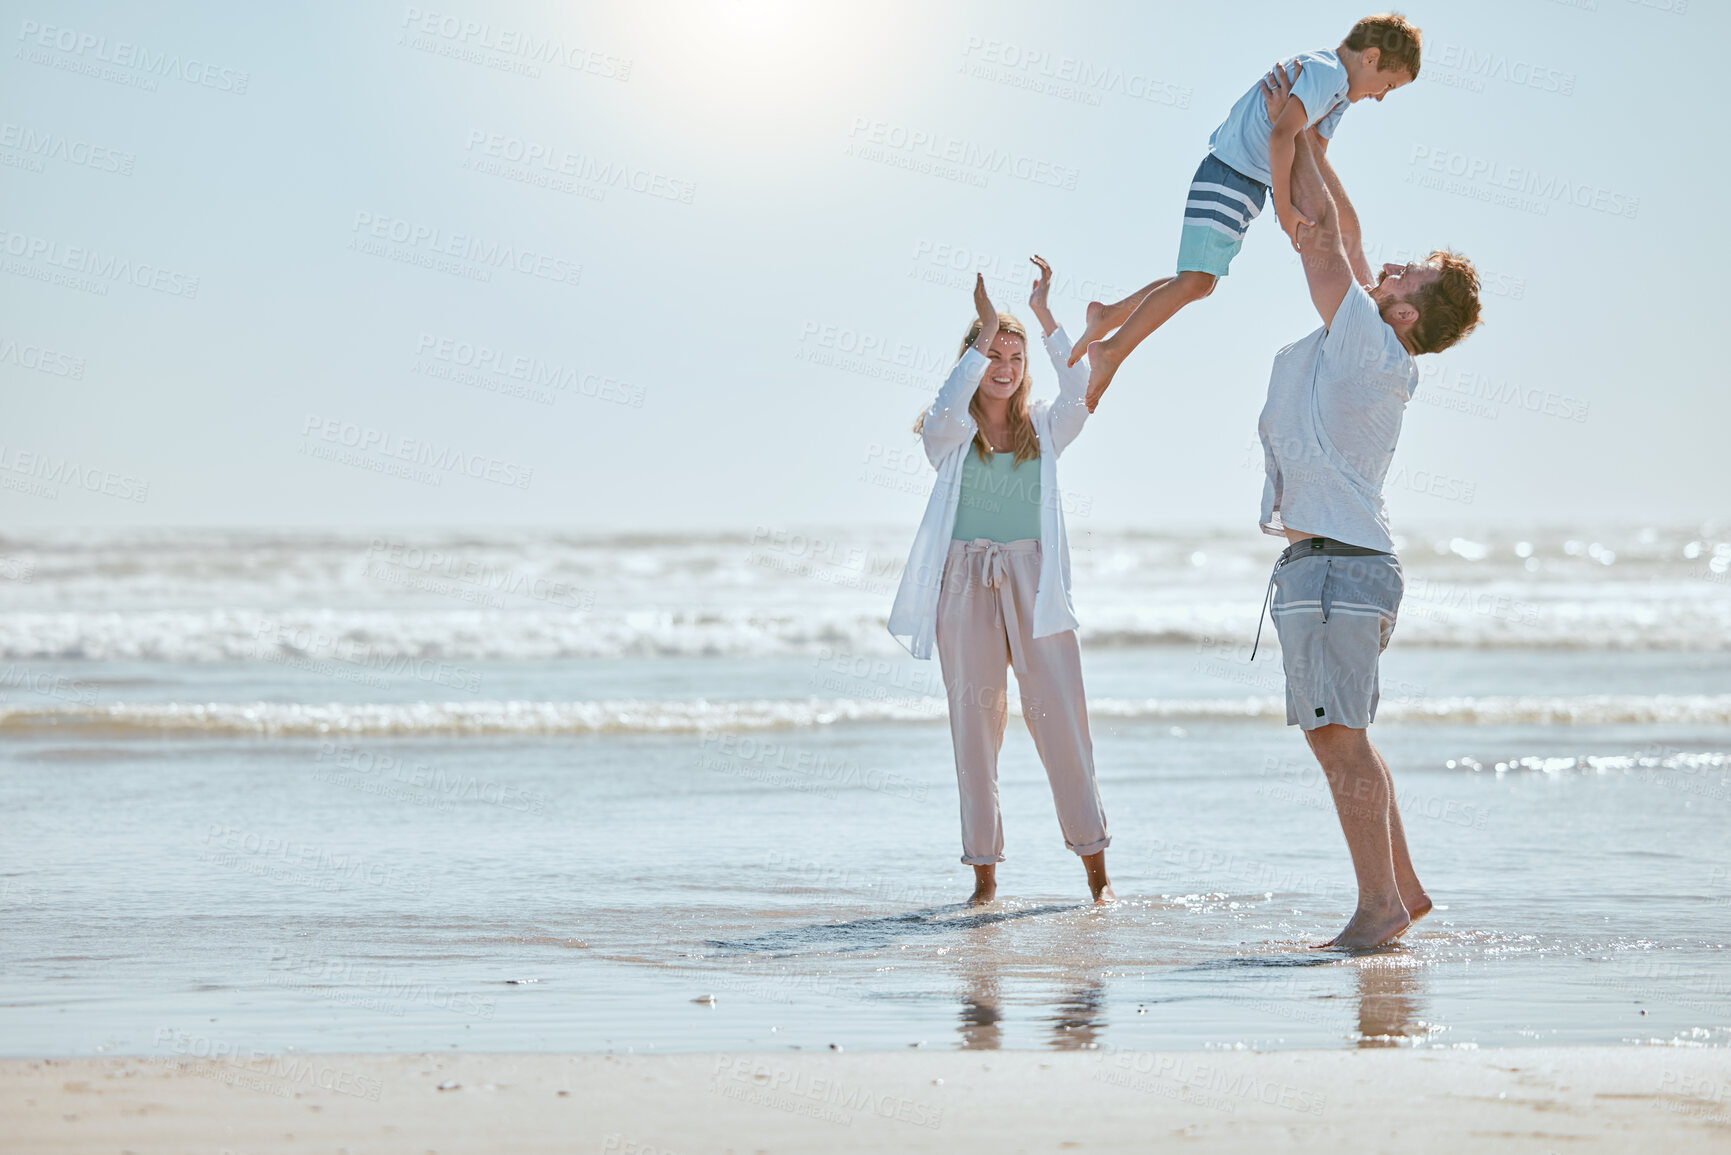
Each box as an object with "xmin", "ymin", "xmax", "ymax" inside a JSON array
[{"xmin": 5, "ymin": 1046, "xmax": 1729, "ymax": 1152}]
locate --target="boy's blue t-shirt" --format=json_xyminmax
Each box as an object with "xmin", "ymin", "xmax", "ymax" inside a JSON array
[{"xmin": 1206, "ymin": 49, "xmax": 1350, "ymax": 186}]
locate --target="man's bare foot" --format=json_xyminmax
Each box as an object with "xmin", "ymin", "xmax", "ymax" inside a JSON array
[
  {"xmin": 1315, "ymin": 899, "xmax": 1411, "ymax": 951},
  {"xmin": 1083, "ymin": 340, "xmax": 1123, "ymax": 412},
  {"xmin": 1315, "ymin": 893, "xmax": 1429, "ymax": 947},
  {"xmin": 967, "ymin": 864, "xmax": 996, "ymax": 906},
  {"xmin": 1067, "ymin": 301, "xmax": 1116, "ymax": 366}
]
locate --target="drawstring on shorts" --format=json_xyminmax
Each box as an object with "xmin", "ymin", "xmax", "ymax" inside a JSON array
[{"xmin": 1251, "ymin": 536, "xmax": 1385, "ymax": 660}]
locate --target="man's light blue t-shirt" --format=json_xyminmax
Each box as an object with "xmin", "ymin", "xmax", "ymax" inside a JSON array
[
  {"xmin": 1257, "ymin": 283, "xmax": 1417, "ymax": 553},
  {"xmin": 1207, "ymin": 49, "xmax": 1350, "ymax": 186}
]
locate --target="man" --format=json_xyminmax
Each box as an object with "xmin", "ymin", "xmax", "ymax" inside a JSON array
[{"xmin": 1257, "ymin": 117, "xmax": 1482, "ymax": 950}]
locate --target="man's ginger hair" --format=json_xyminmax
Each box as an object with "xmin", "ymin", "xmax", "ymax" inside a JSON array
[
  {"xmin": 1409, "ymin": 250, "xmax": 1482, "ymax": 355},
  {"xmin": 1346, "ymin": 13, "xmax": 1422, "ymax": 80}
]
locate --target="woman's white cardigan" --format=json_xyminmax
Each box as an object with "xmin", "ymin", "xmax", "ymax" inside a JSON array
[{"xmin": 887, "ymin": 325, "xmax": 1090, "ymax": 659}]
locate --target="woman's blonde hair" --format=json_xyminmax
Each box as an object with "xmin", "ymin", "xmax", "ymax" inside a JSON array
[{"xmin": 913, "ymin": 311, "xmax": 1039, "ymax": 467}]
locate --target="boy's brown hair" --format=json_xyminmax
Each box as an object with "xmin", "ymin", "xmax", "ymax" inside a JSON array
[
  {"xmin": 1409, "ymin": 250, "xmax": 1482, "ymax": 355},
  {"xmin": 1346, "ymin": 13, "xmax": 1422, "ymax": 80}
]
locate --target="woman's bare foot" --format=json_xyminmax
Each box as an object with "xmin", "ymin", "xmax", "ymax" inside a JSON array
[
  {"xmin": 967, "ymin": 864, "xmax": 996, "ymax": 906},
  {"xmin": 1084, "ymin": 339, "xmax": 1123, "ymax": 411},
  {"xmin": 1315, "ymin": 898, "xmax": 1411, "ymax": 951},
  {"xmin": 1067, "ymin": 301, "xmax": 1116, "ymax": 366},
  {"xmin": 1081, "ymin": 851, "xmax": 1114, "ymax": 905}
]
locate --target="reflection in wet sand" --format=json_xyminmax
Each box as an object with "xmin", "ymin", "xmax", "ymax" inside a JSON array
[
  {"xmin": 1043, "ymin": 911, "xmax": 1109, "ymax": 1051},
  {"xmin": 954, "ymin": 917, "xmax": 1004, "ymax": 1050},
  {"xmin": 947, "ymin": 905, "xmax": 1112, "ymax": 1050},
  {"xmin": 1046, "ymin": 982, "xmax": 1106, "ymax": 1050},
  {"xmin": 1354, "ymin": 960, "xmax": 1425, "ymax": 1047},
  {"xmin": 958, "ymin": 980, "xmax": 1005, "ymax": 1050}
]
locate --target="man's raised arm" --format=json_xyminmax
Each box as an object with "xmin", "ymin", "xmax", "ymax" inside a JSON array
[
  {"xmin": 1310, "ymin": 134, "xmax": 1375, "ymax": 289},
  {"xmin": 1291, "ymin": 131, "xmax": 1354, "ymax": 328}
]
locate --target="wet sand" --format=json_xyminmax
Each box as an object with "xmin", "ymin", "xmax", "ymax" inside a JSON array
[{"xmin": 5, "ymin": 1047, "xmax": 1728, "ymax": 1152}]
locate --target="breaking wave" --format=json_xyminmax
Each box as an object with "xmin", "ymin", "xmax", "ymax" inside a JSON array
[{"xmin": 4, "ymin": 693, "xmax": 1730, "ymax": 737}]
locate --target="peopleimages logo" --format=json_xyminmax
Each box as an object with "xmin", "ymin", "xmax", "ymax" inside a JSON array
[
  {"xmin": 0, "ymin": 122, "xmax": 134, "ymax": 174},
  {"xmin": 0, "ymin": 226, "xmax": 200, "ymax": 297},
  {"xmin": 0, "ymin": 334, "xmax": 84, "ymax": 379},
  {"xmin": 0, "ymin": 444, "xmax": 148, "ymax": 502},
  {"xmin": 399, "ymin": 7, "xmax": 632, "ymax": 80},
  {"xmin": 958, "ymin": 36, "xmax": 1193, "ymax": 108},
  {"xmin": 349, "ymin": 211, "xmax": 582, "ymax": 286},
  {"xmin": 846, "ymin": 116, "xmax": 1080, "ymax": 190},
  {"xmin": 300, "ymin": 414, "xmax": 535, "ymax": 489},
  {"xmin": 1416, "ymin": 362, "xmax": 1590, "ymax": 423},
  {"xmin": 463, "ymin": 130, "xmax": 695, "ymax": 204},
  {"xmin": 1408, "ymin": 146, "xmax": 1639, "ymax": 219},
  {"xmin": 16, "ymin": 19, "xmax": 250, "ymax": 93},
  {"xmin": 1425, "ymin": 40, "xmax": 1577, "ymax": 96},
  {"xmin": 414, "ymin": 332, "xmax": 646, "ymax": 408}
]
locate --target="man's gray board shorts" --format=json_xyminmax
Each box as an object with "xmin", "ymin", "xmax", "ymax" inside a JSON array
[{"xmin": 1268, "ymin": 536, "xmax": 1404, "ymax": 730}]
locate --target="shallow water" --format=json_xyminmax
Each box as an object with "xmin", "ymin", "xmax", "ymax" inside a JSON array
[
  {"xmin": 2, "ymin": 647, "xmax": 1727, "ymax": 1058},
  {"xmin": 2, "ymin": 529, "xmax": 1728, "ymax": 1058}
]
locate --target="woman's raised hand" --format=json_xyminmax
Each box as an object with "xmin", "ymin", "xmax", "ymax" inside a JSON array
[
  {"xmin": 971, "ymin": 273, "xmax": 1000, "ymax": 352},
  {"xmin": 1028, "ymin": 254, "xmax": 1057, "ymax": 337}
]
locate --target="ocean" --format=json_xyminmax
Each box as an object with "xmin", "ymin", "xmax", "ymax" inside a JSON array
[{"xmin": 1, "ymin": 526, "xmax": 1728, "ymax": 1059}]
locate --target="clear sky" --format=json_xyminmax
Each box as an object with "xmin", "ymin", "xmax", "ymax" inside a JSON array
[{"xmin": 3, "ymin": 0, "xmax": 1719, "ymax": 532}]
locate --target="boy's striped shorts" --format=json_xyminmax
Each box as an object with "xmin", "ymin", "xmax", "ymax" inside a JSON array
[{"xmin": 1175, "ymin": 154, "xmax": 1269, "ymax": 277}]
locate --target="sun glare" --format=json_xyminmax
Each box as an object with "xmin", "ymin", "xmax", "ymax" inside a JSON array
[{"xmin": 657, "ymin": 0, "xmax": 866, "ymax": 112}]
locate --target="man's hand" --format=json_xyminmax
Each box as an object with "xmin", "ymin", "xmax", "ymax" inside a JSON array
[{"xmin": 1260, "ymin": 60, "xmax": 1300, "ymax": 122}]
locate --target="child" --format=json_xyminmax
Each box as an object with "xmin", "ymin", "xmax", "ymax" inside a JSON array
[{"xmin": 1072, "ymin": 13, "xmax": 1424, "ymax": 410}]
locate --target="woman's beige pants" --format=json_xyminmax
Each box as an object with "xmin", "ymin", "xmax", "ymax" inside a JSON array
[{"xmin": 935, "ymin": 538, "xmax": 1110, "ymax": 865}]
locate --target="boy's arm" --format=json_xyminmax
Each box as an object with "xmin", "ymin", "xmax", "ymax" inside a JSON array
[
  {"xmin": 1308, "ymin": 131, "xmax": 1374, "ymax": 287},
  {"xmin": 1290, "ymin": 132, "xmax": 1353, "ymax": 327},
  {"xmin": 1267, "ymin": 97, "xmax": 1315, "ymax": 251}
]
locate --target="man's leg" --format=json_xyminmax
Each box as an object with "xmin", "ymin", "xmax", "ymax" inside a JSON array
[
  {"xmin": 1370, "ymin": 742, "xmax": 1431, "ymax": 920},
  {"xmin": 1066, "ymin": 277, "xmax": 1178, "ymax": 365},
  {"xmin": 1303, "ymin": 723, "xmax": 1411, "ymax": 950},
  {"xmin": 1084, "ymin": 271, "xmax": 1217, "ymax": 410}
]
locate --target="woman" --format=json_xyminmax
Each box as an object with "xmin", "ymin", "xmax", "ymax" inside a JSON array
[{"xmin": 888, "ymin": 256, "xmax": 1112, "ymax": 906}]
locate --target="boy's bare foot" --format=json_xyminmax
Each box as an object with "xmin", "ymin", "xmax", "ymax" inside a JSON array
[
  {"xmin": 967, "ymin": 864, "xmax": 996, "ymax": 906},
  {"xmin": 1403, "ymin": 891, "xmax": 1433, "ymax": 924},
  {"xmin": 1315, "ymin": 898, "xmax": 1411, "ymax": 951},
  {"xmin": 1084, "ymin": 340, "xmax": 1123, "ymax": 411},
  {"xmin": 1091, "ymin": 881, "xmax": 1116, "ymax": 906},
  {"xmin": 1067, "ymin": 301, "xmax": 1115, "ymax": 367}
]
